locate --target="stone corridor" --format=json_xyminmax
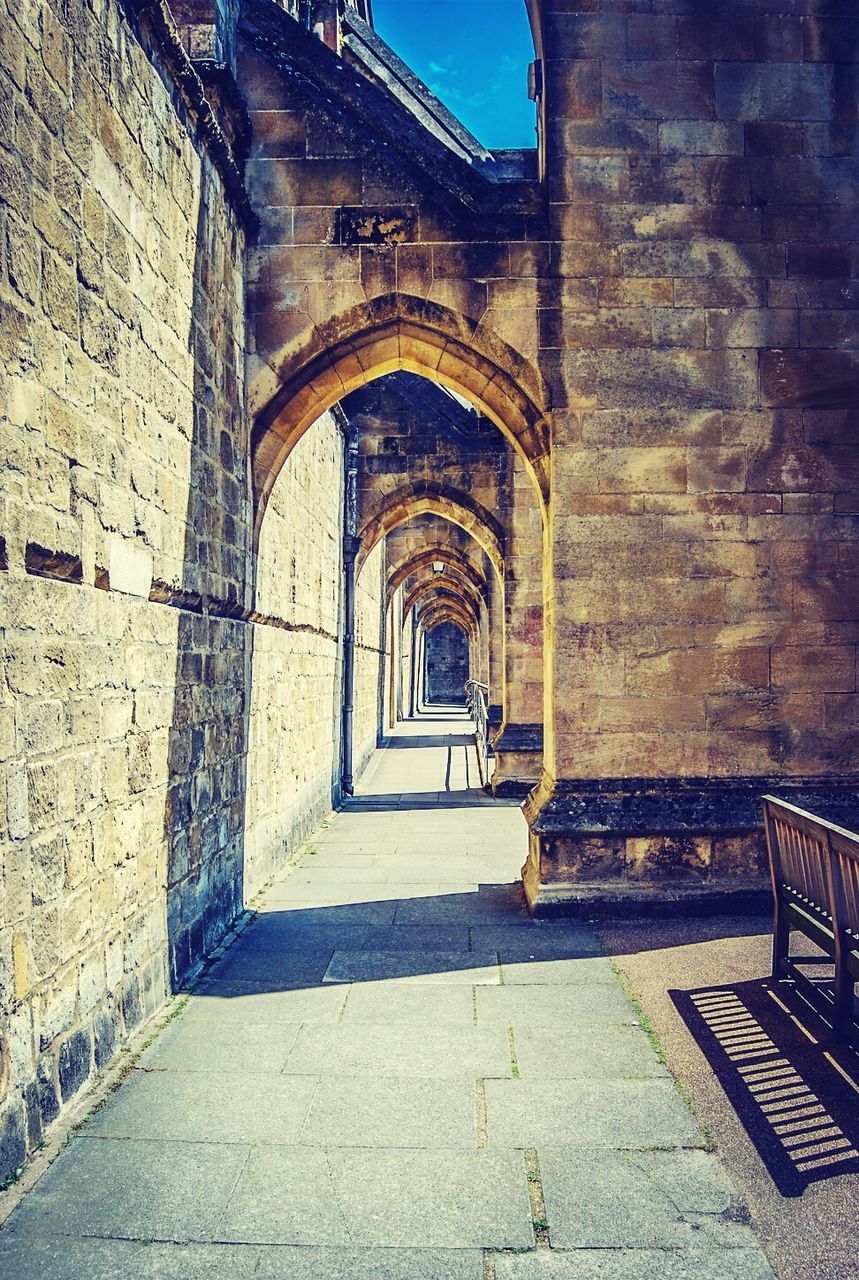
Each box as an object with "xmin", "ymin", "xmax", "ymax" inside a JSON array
[{"xmin": 0, "ymin": 713, "xmax": 775, "ymax": 1278}]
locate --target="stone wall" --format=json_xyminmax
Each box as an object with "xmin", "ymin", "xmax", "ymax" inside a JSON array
[
  {"xmin": 246, "ymin": 409, "xmax": 345, "ymax": 897},
  {"xmin": 353, "ymin": 539, "xmax": 386, "ymax": 771},
  {"xmin": 0, "ymin": 0, "xmax": 250, "ymax": 1174},
  {"xmin": 241, "ymin": 0, "xmax": 857, "ymax": 908},
  {"xmin": 0, "ymin": 0, "xmax": 387, "ymax": 1182},
  {"xmin": 540, "ymin": 2, "xmax": 859, "ymax": 788},
  {"xmin": 3, "ymin": 0, "xmax": 858, "ymax": 1181}
]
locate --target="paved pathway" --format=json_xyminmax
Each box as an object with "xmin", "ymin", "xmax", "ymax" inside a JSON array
[{"xmin": 0, "ymin": 712, "xmax": 776, "ymax": 1278}]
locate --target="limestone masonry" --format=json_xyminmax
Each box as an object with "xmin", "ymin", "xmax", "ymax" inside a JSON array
[{"xmin": 0, "ymin": 0, "xmax": 857, "ymax": 1178}]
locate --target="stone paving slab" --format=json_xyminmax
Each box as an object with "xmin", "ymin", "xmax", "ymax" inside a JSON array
[
  {"xmin": 138, "ymin": 1019, "xmax": 302, "ymax": 1074},
  {"xmin": 230, "ymin": 922, "xmax": 370, "ymax": 952},
  {"xmin": 217, "ymin": 1146, "xmax": 534, "ymax": 1247},
  {"xmin": 209, "ymin": 948, "xmax": 336, "ymax": 985},
  {"xmin": 5, "ymin": 1137, "xmax": 247, "ymax": 1241},
  {"xmin": 256, "ymin": 901, "xmax": 399, "ymax": 925},
  {"xmin": 312, "ymin": 829, "xmax": 398, "ymax": 846},
  {"xmin": 476, "ymin": 985, "xmax": 636, "ymax": 1026},
  {"xmin": 511, "ymin": 1025, "xmax": 670, "ymax": 1080},
  {"xmin": 86, "ymin": 1070, "xmax": 318, "ymax": 1144},
  {"xmin": 323, "ymin": 949, "xmax": 501, "ymax": 985},
  {"xmin": 255, "ymin": 1246, "xmax": 485, "ymax": 1279},
  {"xmin": 183, "ymin": 981, "xmax": 348, "ymax": 1023},
  {"xmin": 469, "ymin": 926, "xmax": 605, "ymax": 959},
  {"xmin": 294, "ymin": 854, "xmax": 382, "ymax": 872},
  {"xmin": 394, "ymin": 889, "xmax": 532, "ymax": 926},
  {"xmin": 374, "ymin": 859, "xmax": 514, "ymax": 882},
  {"xmin": 340, "ymin": 982, "xmax": 477, "ymax": 1026},
  {"xmin": 300, "ymin": 1077, "xmax": 479, "ymax": 1147},
  {"xmin": 539, "ymin": 1147, "xmax": 755, "ymax": 1249},
  {"xmin": 0, "ymin": 1236, "xmax": 262, "ymax": 1280},
  {"xmin": 275, "ymin": 879, "xmax": 479, "ymax": 902},
  {"xmin": 265, "ymin": 884, "xmax": 412, "ymax": 905},
  {"xmin": 485, "ymin": 1079, "xmax": 705, "ymax": 1149},
  {"xmin": 493, "ymin": 1249, "xmax": 776, "ymax": 1280},
  {"xmin": 500, "ymin": 956, "xmax": 618, "ymax": 985},
  {"xmin": 285, "ymin": 865, "xmax": 394, "ymax": 883},
  {"xmin": 283, "ymin": 1022, "xmax": 512, "ymax": 1078},
  {"xmin": 360, "ymin": 925, "xmax": 472, "ymax": 951},
  {"xmin": 389, "ymin": 839, "xmax": 516, "ymax": 855}
]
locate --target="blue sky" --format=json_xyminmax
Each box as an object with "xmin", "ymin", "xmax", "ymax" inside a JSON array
[{"xmin": 371, "ymin": 0, "xmax": 537, "ymax": 150}]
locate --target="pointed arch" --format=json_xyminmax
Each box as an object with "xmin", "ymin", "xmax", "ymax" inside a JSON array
[
  {"xmin": 403, "ymin": 579, "xmax": 485, "ymax": 624},
  {"xmin": 398, "ymin": 566, "xmax": 486, "ymax": 615},
  {"xmin": 356, "ymin": 482, "xmax": 504, "ymax": 580},
  {"xmin": 250, "ymin": 294, "xmax": 551, "ymax": 544},
  {"xmin": 418, "ymin": 596, "xmax": 480, "ymax": 637},
  {"xmin": 387, "ymin": 546, "xmax": 488, "ymax": 599}
]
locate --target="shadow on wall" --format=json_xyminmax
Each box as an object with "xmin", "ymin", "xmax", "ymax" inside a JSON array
[
  {"xmin": 671, "ymin": 979, "xmax": 859, "ymax": 1197},
  {"xmin": 706, "ymin": 21, "xmax": 859, "ymax": 778},
  {"xmin": 164, "ymin": 172, "xmax": 251, "ymax": 991}
]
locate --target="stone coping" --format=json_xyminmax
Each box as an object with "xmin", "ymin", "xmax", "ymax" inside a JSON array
[{"xmin": 524, "ymin": 774, "xmax": 859, "ymax": 837}]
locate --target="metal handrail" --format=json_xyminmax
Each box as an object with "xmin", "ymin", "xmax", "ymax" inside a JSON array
[{"xmin": 464, "ymin": 680, "xmax": 491, "ymax": 789}]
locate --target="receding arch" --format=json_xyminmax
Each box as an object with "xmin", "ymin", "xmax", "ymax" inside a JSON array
[
  {"xmin": 250, "ymin": 294, "xmax": 551, "ymax": 543},
  {"xmin": 356, "ymin": 483, "xmax": 505, "ymax": 580},
  {"xmin": 403, "ymin": 579, "xmax": 485, "ymax": 625},
  {"xmin": 387, "ymin": 546, "xmax": 488, "ymax": 600},
  {"xmin": 399, "ymin": 568, "xmax": 486, "ymax": 618},
  {"xmin": 418, "ymin": 598, "xmax": 479, "ymax": 639},
  {"xmin": 420, "ymin": 614, "xmax": 478, "ymax": 646}
]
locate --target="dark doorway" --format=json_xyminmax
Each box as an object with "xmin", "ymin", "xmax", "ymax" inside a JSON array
[{"xmin": 424, "ymin": 622, "xmax": 469, "ymax": 705}]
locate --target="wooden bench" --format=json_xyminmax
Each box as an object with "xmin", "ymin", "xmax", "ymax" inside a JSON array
[
  {"xmin": 763, "ymin": 796, "xmax": 859, "ymax": 1044},
  {"xmin": 762, "ymin": 798, "xmax": 855, "ymax": 1039}
]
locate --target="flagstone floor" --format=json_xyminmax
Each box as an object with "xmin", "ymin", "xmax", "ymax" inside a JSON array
[{"xmin": 0, "ymin": 711, "xmax": 775, "ymax": 1279}]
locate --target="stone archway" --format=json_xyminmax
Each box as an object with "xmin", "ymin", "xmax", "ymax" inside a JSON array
[
  {"xmin": 250, "ymin": 294, "xmax": 551, "ymax": 542},
  {"xmin": 355, "ymin": 482, "xmax": 505, "ymax": 581},
  {"xmin": 250, "ymin": 291, "xmax": 551, "ymax": 830},
  {"xmin": 387, "ymin": 547, "xmax": 489, "ymax": 600},
  {"xmin": 403, "ymin": 579, "xmax": 485, "ymax": 627}
]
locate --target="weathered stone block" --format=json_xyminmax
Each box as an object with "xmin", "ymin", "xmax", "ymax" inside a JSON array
[
  {"xmin": 771, "ymin": 646, "xmax": 855, "ymax": 694},
  {"xmin": 677, "ymin": 15, "xmax": 755, "ymax": 62},
  {"xmin": 706, "ymin": 309, "xmax": 798, "ymax": 350},
  {"xmin": 715, "ymin": 63, "xmax": 834, "ymax": 122},
  {"xmin": 564, "ymin": 349, "xmax": 758, "ymax": 411},
  {"xmin": 625, "ymin": 835, "xmax": 711, "ymax": 882},
  {"xmin": 547, "ymin": 60, "xmax": 601, "ymax": 121},
  {"xmin": 604, "ymin": 61, "xmax": 713, "ymax": 121},
  {"xmin": 659, "ymin": 121, "xmax": 743, "ymax": 156},
  {"xmin": 652, "ymin": 308, "xmax": 706, "ymax": 349},
  {"xmin": 760, "ymin": 350, "xmax": 859, "ymax": 408},
  {"xmin": 547, "ymin": 14, "xmax": 627, "ymax": 60},
  {"xmin": 686, "ymin": 448, "xmax": 747, "ymax": 494},
  {"xmin": 58, "ymin": 1026, "xmax": 92, "ymax": 1102},
  {"xmin": 0, "ymin": 1104, "xmax": 26, "ymax": 1183}
]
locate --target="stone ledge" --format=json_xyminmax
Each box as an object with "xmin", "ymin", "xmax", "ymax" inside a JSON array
[
  {"xmin": 525, "ymin": 879, "xmax": 774, "ymax": 919},
  {"xmin": 486, "ymin": 704, "xmax": 503, "ymax": 735},
  {"xmin": 521, "ymin": 772, "xmax": 859, "ymax": 917},
  {"xmin": 523, "ymin": 772, "xmax": 859, "ymax": 838},
  {"xmin": 491, "ymin": 722, "xmax": 544, "ymax": 753},
  {"xmin": 493, "ymin": 779, "xmax": 533, "ymax": 800}
]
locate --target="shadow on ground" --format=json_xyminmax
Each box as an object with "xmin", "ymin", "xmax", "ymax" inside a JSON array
[
  {"xmin": 672, "ymin": 977, "xmax": 859, "ymax": 1196},
  {"xmin": 175, "ymin": 882, "xmax": 614, "ymax": 997}
]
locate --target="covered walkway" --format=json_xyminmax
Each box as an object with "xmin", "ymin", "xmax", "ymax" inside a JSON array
[{"xmin": 0, "ymin": 715, "xmax": 774, "ymax": 1279}]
